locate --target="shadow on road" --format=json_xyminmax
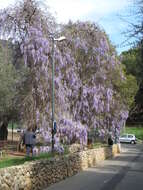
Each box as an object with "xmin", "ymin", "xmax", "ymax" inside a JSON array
[{"xmin": 45, "ymin": 144, "xmax": 143, "ymax": 190}]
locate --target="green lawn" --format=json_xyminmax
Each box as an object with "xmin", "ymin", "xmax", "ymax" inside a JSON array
[
  {"xmin": 93, "ymin": 142, "xmax": 108, "ymax": 148},
  {"xmin": 124, "ymin": 126, "xmax": 143, "ymax": 140},
  {"xmin": 8, "ymin": 123, "xmax": 18, "ymax": 129},
  {"xmin": 0, "ymin": 153, "xmax": 53, "ymax": 169}
]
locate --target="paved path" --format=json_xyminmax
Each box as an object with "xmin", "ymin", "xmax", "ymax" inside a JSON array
[{"xmin": 44, "ymin": 144, "xmax": 143, "ymax": 190}]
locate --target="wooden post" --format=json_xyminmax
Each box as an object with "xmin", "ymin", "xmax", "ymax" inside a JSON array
[{"xmin": 12, "ymin": 122, "xmax": 13, "ymax": 142}]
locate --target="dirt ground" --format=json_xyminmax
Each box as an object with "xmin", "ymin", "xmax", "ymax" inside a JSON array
[{"xmin": 8, "ymin": 131, "xmax": 20, "ymax": 142}]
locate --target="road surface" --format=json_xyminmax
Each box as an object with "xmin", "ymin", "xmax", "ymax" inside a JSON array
[{"xmin": 44, "ymin": 144, "xmax": 143, "ymax": 190}]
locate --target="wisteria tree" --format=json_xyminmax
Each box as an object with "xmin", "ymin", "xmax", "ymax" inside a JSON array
[
  {"xmin": 59, "ymin": 22, "xmax": 130, "ymax": 143},
  {"xmin": 0, "ymin": 0, "xmax": 132, "ymax": 151}
]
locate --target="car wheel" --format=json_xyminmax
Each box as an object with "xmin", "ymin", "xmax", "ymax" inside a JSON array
[{"xmin": 131, "ymin": 140, "xmax": 135, "ymax": 144}]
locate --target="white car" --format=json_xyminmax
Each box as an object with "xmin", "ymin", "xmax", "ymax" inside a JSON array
[
  {"xmin": 17, "ymin": 128, "xmax": 24, "ymax": 133},
  {"xmin": 119, "ymin": 134, "xmax": 136, "ymax": 144}
]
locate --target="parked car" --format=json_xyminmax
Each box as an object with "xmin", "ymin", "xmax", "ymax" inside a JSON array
[
  {"xmin": 17, "ymin": 128, "xmax": 24, "ymax": 133},
  {"xmin": 35, "ymin": 129, "xmax": 40, "ymax": 134},
  {"xmin": 119, "ymin": 134, "xmax": 136, "ymax": 144}
]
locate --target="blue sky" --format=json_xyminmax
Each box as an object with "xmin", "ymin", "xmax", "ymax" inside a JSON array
[{"xmin": 0, "ymin": 0, "xmax": 135, "ymax": 54}]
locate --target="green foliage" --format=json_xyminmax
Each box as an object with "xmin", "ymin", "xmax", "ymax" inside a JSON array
[
  {"xmin": 121, "ymin": 47, "xmax": 143, "ymax": 122},
  {"xmin": 0, "ymin": 42, "xmax": 20, "ymax": 119},
  {"xmin": 0, "ymin": 40, "xmax": 30, "ymax": 123},
  {"xmin": 119, "ymin": 74, "xmax": 138, "ymax": 109},
  {"xmin": 8, "ymin": 123, "xmax": 18, "ymax": 129},
  {"xmin": 121, "ymin": 48, "xmax": 142, "ymax": 84}
]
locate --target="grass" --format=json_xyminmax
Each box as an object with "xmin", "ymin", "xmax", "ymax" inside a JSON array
[
  {"xmin": 123, "ymin": 126, "xmax": 143, "ymax": 140},
  {"xmin": 0, "ymin": 153, "xmax": 53, "ymax": 169},
  {"xmin": 0, "ymin": 143, "xmax": 106, "ymax": 169},
  {"xmin": 0, "ymin": 148, "xmax": 71, "ymax": 169},
  {"xmin": 92, "ymin": 142, "xmax": 108, "ymax": 148},
  {"xmin": 8, "ymin": 123, "xmax": 18, "ymax": 129}
]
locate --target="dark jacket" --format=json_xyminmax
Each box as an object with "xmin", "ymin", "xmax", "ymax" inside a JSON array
[{"xmin": 24, "ymin": 131, "xmax": 36, "ymax": 145}]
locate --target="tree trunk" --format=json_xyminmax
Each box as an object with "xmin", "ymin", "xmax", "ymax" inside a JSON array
[{"xmin": 0, "ymin": 122, "xmax": 8, "ymax": 140}]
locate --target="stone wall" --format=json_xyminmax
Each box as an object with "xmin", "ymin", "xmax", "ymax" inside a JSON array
[{"xmin": 0, "ymin": 144, "xmax": 121, "ymax": 190}]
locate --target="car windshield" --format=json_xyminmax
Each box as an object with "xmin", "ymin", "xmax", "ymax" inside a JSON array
[
  {"xmin": 121, "ymin": 135, "xmax": 127, "ymax": 138},
  {"xmin": 128, "ymin": 135, "xmax": 133, "ymax": 138}
]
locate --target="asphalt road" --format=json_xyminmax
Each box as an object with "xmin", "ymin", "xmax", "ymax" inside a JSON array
[{"xmin": 44, "ymin": 143, "xmax": 143, "ymax": 190}]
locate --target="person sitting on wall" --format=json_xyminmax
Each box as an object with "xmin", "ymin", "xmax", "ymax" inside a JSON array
[{"xmin": 108, "ymin": 135, "xmax": 113, "ymax": 146}]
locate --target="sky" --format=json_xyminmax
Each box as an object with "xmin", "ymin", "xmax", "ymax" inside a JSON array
[{"xmin": 0, "ymin": 0, "xmax": 135, "ymax": 54}]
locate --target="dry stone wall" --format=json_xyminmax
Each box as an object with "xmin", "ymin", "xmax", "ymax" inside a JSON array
[{"xmin": 0, "ymin": 144, "xmax": 121, "ymax": 190}]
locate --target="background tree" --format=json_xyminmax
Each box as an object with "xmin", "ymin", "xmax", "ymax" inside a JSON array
[
  {"xmin": 120, "ymin": 0, "xmax": 143, "ymax": 123},
  {"xmin": 121, "ymin": 47, "xmax": 143, "ymax": 123},
  {"xmin": 0, "ymin": 40, "xmax": 21, "ymax": 140}
]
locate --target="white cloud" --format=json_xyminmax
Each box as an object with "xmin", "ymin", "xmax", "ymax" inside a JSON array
[
  {"xmin": 0, "ymin": 0, "xmax": 131, "ymax": 23},
  {"xmin": 46, "ymin": 0, "xmax": 133, "ymax": 53},
  {"xmin": 47, "ymin": 0, "xmax": 94, "ymax": 23},
  {"xmin": 0, "ymin": 0, "xmax": 133, "ymax": 53},
  {"xmin": 46, "ymin": 0, "xmax": 131, "ymax": 23},
  {"xmin": 0, "ymin": 0, "xmax": 16, "ymax": 9}
]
